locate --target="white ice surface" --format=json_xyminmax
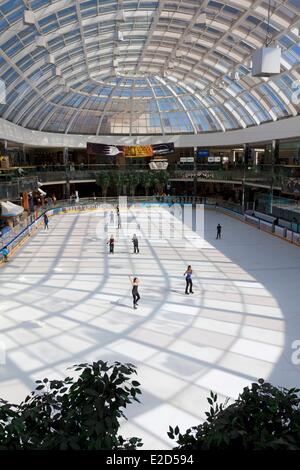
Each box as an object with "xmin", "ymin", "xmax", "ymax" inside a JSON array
[{"xmin": 0, "ymin": 205, "xmax": 300, "ymax": 449}]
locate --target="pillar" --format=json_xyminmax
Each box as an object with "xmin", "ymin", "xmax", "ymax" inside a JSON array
[
  {"xmin": 271, "ymin": 139, "xmax": 280, "ymax": 165},
  {"xmin": 63, "ymin": 147, "xmax": 69, "ymax": 165},
  {"xmin": 243, "ymin": 143, "xmax": 251, "ymax": 166}
]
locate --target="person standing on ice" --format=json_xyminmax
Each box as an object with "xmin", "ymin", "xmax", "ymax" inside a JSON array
[
  {"xmin": 107, "ymin": 234, "xmax": 115, "ymax": 253},
  {"xmin": 129, "ymin": 275, "xmax": 140, "ymax": 309},
  {"xmin": 132, "ymin": 234, "xmax": 139, "ymax": 254},
  {"xmin": 43, "ymin": 213, "xmax": 49, "ymax": 230},
  {"xmin": 216, "ymin": 223, "xmax": 222, "ymax": 239},
  {"xmin": 1, "ymin": 246, "xmax": 9, "ymax": 263},
  {"xmin": 184, "ymin": 265, "xmax": 194, "ymax": 295}
]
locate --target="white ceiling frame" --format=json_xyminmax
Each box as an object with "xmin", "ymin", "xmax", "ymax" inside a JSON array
[{"xmin": 74, "ymin": 0, "xmax": 91, "ymax": 78}]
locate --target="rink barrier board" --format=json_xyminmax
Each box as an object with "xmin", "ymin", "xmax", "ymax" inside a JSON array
[
  {"xmin": 0, "ymin": 203, "xmax": 107, "ymax": 264},
  {"xmin": 2, "ymin": 201, "xmax": 300, "ymax": 264},
  {"xmin": 214, "ymin": 204, "xmax": 300, "ymax": 246}
]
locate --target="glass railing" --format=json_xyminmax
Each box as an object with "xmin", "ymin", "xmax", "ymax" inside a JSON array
[{"xmin": 1, "ymin": 164, "xmax": 300, "ymax": 192}]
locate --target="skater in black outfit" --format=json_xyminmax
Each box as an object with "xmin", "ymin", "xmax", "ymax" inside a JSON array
[
  {"xmin": 184, "ymin": 265, "xmax": 194, "ymax": 294},
  {"xmin": 216, "ymin": 223, "xmax": 222, "ymax": 239},
  {"xmin": 107, "ymin": 234, "xmax": 115, "ymax": 253},
  {"xmin": 132, "ymin": 234, "xmax": 139, "ymax": 254},
  {"xmin": 129, "ymin": 276, "xmax": 140, "ymax": 309}
]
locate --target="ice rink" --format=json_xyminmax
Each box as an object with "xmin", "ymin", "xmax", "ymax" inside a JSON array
[{"xmin": 0, "ymin": 204, "xmax": 300, "ymax": 449}]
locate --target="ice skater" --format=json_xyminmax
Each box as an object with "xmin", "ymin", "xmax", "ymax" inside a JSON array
[
  {"xmin": 43, "ymin": 213, "xmax": 49, "ymax": 229},
  {"xmin": 1, "ymin": 245, "xmax": 9, "ymax": 263},
  {"xmin": 216, "ymin": 223, "xmax": 222, "ymax": 239},
  {"xmin": 132, "ymin": 234, "xmax": 139, "ymax": 254},
  {"xmin": 184, "ymin": 265, "xmax": 194, "ymax": 295},
  {"xmin": 107, "ymin": 234, "xmax": 115, "ymax": 253},
  {"xmin": 129, "ymin": 275, "xmax": 140, "ymax": 309}
]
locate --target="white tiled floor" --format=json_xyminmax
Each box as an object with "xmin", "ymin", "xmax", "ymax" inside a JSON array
[{"xmin": 0, "ymin": 205, "xmax": 300, "ymax": 448}]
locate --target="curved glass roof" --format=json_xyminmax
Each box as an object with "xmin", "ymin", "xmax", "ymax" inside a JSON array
[{"xmin": 0, "ymin": 0, "xmax": 300, "ymax": 135}]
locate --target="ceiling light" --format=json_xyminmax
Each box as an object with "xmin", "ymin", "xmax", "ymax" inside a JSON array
[
  {"xmin": 197, "ymin": 13, "xmax": 206, "ymax": 25},
  {"xmin": 117, "ymin": 30, "xmax": 124, "ymax": 41},
  {"xmin": 184, "ymin": 34, "xmax": 195, "ymax": 43},
  {"xmin": 35, "ymin": 36, "xmax": 46, "ymax": 48},
  {"xmin": 229, "ymin": 71, "xmax": 240, "ymax": 81},
  {"xmin": 0, "ymin": 79, "xmax": 6, "ymax": 105},
  {"xmin": 252, "ymin": 47, "xmax": 281, "ymax": 77},
  {"xmin": 116, "ymin": 10, "xmax": 126, "ymax": 22},
  {"xmin": 23, "ymin": 10, "xmax": 35, "ymax": 25},
  {"xmin": 48, "ymin": 54, "xmax": 55, "ymax": 65}
]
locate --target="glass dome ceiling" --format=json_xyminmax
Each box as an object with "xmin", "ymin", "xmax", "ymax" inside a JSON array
[{"xmin": 0, "ymin": 0, "xmax": 300, "ymax": 135}]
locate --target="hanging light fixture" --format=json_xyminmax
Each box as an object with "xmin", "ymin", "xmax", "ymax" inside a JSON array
[
  {"xmin": 229, "ymin": 70, "xmax": 240, "ymax": 81},
  {"xmin": 35, "ymin": 36, "xmax": 46, "ymax": 48},
  {"xmin": 23, "ymin": 10, "xmax": 35, "ymax": 25},
  {"xmin": 196, "ymin": 13, "xmax": 206, "ymax": 25},
  {"xmin": 116, "ymin": 10, "xmax": 126, "ymax": 22},
  {"xmin": 251, "ymin": 0, "xmax": 281, "ymax": 77},
  {"xmin": 175, "ymin": 49, "xmax": 184, "ymax": 58},
  {"xmin": 184, "ymin": 33, "xmax": 195, "ymax": 44}
]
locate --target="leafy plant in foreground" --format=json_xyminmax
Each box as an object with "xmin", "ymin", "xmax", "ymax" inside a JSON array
[
  {"xmin": 0, "ymin": 361, "xmax": 143, "ymax": 450},
  {"xmin": 168, "ymin": 379, "xmax": 300, "ymax": 450}
]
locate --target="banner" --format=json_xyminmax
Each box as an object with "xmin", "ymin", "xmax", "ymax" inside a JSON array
[
  {"xmin": 123, "ymin": 145, "xmax": 153, "ymax": 157},
  {"xmin": 87, "ymin": 143, "xmax": 123, "ymax": 156},
  {"xmin": 87, "ymin": 142, "xmax": 174, "ymax": 158}
]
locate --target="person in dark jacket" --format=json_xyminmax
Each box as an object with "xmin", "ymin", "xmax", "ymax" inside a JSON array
[
  {"xmin": 107, "ymin": 234, "xmax": 115, "ymax": 253},
  {"xmin": 44, "ymin": 213, "xmax": 49, "ymax": 229},
  {"xmin": 216, "ymin": 223, "xmax": 222, "ymax": 239},
  {"xmin": 132, "ymin": 234, "xmax": 139, "ymax": 254}
]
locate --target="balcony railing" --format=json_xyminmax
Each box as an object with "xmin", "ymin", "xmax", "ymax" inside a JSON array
[
  {"xmin": 1, "ymin": 164, "xmax": 299, "ymax": 192},
  {"xmin": 0, "ymin": 176, "xmax": 38, "ymax": 200}
]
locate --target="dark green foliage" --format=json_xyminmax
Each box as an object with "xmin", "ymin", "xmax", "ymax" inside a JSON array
[
  {"xmin": 152, "ymin": 170, "xmax": 169, "ymax": 193},
  {"xmin": 97, "ymin": 171, "xmax": 111, "ymax": 197},
  {"xmin": 168, "ymin": 379, "xmax": 300, "ymax": 450},
  {"xmin": 96, "ymin": 170, "xmax": 169, "ymax": 197},
  {"xmin": 0, "ymin": 361, "xmax": 143, "ymax": 450}
]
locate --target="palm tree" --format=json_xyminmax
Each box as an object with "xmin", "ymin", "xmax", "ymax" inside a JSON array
[
  {"xmin": 154, "ymin": 170, "xmax": 169, "ymax": 194},
  {"xmin": 140, "ymin": 171, "xmax": 154, "ymax": 197},
  {"xmin": 97, "ymin": 171, "xmax": 111, "ymax": 198},
  {"xmin": 127, "ymin": 171, "xmax": 140, "ymax": 197},
  {"xmin": 111, "ymin": 172, "xmax": 122, "ymax": 196}
]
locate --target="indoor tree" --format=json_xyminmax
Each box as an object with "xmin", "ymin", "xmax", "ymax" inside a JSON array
[
  {"xmin": 140, "ymin": 171, "xmax": 154, "ymax": 197},
  {"xmin": 168, "ymin": 379, "xmax": 300, "ymax": 450},
  {"xmin": 97, "ymin": 171, "xmax": 111, "ymax": 198},
  {"xmin": 0, "ymin": 361, "xmax": 143, "ymax": 450},
  {"xmin": 127, "ymin": 171, "xmax": 141, "ymax": 197},
  {"xmin": 153, "ymin": 170, "xmax": 169, "ymax": 194}
]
